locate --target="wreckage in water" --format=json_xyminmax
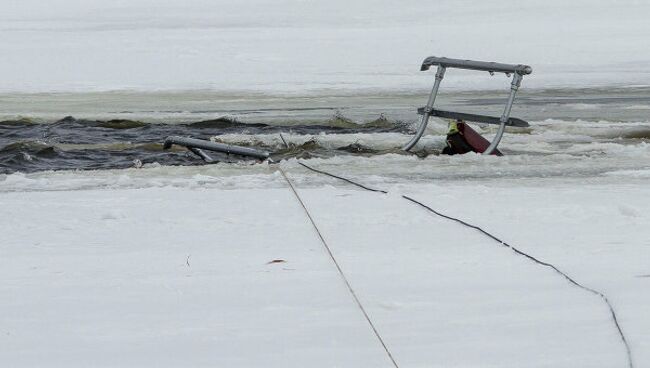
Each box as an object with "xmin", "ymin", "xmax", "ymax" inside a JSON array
[{"xmin": 164, "ymin": 56, "xmax": 533, "ymax": 161}]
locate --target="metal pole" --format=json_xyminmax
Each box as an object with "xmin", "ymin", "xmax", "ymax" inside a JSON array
[
  {"xmin": 483, "ymin": 73, "xmax": 523, "ymax": 155},
  {"xmin": 402, "ymin": 65, "xmax": 446, "ymax": 151},
  {"xmin": 164, "ymin": 136, "xmax": 270, "ymax": 160}
]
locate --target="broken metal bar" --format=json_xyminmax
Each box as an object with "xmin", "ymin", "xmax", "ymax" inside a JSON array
[
  {"xmin": 188, "ymin": 147, "xmax": 214, "ymax": 162},
  {"xmin": 164, "ymin": 136, "xmax": 270, "ymax": 160}
]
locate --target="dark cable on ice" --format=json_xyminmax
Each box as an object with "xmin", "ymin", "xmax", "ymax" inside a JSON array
[
  {"xmin": 276, "ymin": 164, "xmax": 401, "ymax": 368},
  {"xmin": 297, "ymin": 162, "xmax": 387, "ymax": 194},
  {"xmin": 295, "ymin": 159, "xmax": 634, "ymax": 368}
]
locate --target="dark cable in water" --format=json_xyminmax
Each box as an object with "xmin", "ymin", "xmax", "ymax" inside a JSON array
[
  {"xmin": 295, "ymin": 160, "xmax": 634, "ymax": 368},
  {"xmin": 276, "ymin": 164, "xmax": 401, "ymax": 368}
]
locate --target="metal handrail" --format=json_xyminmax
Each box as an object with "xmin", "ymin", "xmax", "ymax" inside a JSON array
[{"xmin": 420, "ymin": 56, "xmax": 532, "ymax": 75}]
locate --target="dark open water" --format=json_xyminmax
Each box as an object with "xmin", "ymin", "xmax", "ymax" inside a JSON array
[{"xmin": 1, "ymin": 87, "xmax": 649, "ymax": 174}]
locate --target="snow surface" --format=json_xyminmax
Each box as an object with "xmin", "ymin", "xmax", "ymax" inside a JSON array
[
  {"xmin": 2, "ymin": 0, "xmax": 650, "ymax": 92},
  {"xmin": 2, "ymin": 1, "xmax": 649, "ymax": 366},
  {"xmin": 1, "ymin": 163, "xmax": 648, "ymax": 367}
]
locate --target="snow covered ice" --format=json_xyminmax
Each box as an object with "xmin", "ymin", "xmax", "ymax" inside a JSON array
[
  {"xmin": 2, "ymin": 169, "xmax": 649, "ymax": 367},
  {"xmin": 2, "ymin": 0, "xmax": 650, "ymax": 93},
  {"xmin": 1, "ymin": 1, "xmax": 649, "ymax": 367}
]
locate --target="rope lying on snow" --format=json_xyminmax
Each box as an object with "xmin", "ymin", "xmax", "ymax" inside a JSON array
[
  {"xmin": 297, "ymin": 162, "xmax": 388, "ymax": 194},
  {"xmin": 276, "ymin": 165, "xmax": 401, "ymax": 368},
  {"xmin": 295, "ymin": 160, "xmax": 634, "ymax": 368}
]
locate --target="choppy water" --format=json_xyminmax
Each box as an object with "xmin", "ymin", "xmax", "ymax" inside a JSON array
[
  {"xmin": 1, "ymin": 87, "xmax": 649, "ymax": 177},
  {"xmin": 0, "ymin": 115, "xmax": 411, "ymax": 173}
]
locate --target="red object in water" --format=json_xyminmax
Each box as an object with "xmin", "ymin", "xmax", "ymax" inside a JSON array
[{"xmin": 458, "ymin": 122, "xmax": 503, "ymax": 156}]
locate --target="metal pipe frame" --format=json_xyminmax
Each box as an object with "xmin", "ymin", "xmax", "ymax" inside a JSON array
[
  {"xmin": 483, "ymin": 73, "xmax": 523, "ymax": 155},
  {"xmin": 402, "ymin": 65, "xmax": 446, "ymax": 151},
  {"xmin": 404, "ymin": 56, "xmax": 530, "ymax": 153}
]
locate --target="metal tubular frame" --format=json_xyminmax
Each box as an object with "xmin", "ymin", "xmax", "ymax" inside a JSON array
[
  {"xmin": 403, "ymin": 56, "xmax": 531, "ymax": 154},
  {"xmin": 402, "ymin": 65, "xmax": 446, "ymax": 151},
  {"xmin": 483, "ymin": 73, "xmax": 523, "ymax": 154}
]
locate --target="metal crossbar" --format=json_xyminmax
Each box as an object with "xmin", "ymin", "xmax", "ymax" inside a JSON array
[
  {"xmin": 416, "ymin": 108, "xmax": 530, "ymax": 127},
  {"xmin": 420, "ymin": 56, "xmax": 532, "ymax": 75}
]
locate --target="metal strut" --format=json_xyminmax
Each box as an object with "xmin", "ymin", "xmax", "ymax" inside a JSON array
[
  {"xmin": 402, "ymin": 65, "xmax": 445, "ymax": 151},
  {"xmin": 484, "ymin": 73, "xmax": 523, "ymax": 155}
]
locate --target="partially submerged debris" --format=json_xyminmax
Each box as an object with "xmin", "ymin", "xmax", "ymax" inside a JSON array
[{"xmin": 266, "ymin": 259, "xmax": 286, "ymax": 265}]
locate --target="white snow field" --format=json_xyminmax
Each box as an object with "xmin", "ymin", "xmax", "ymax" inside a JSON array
[
  {"xmin": 1, "ymin": 162, "xmax": 648, "ymax": 367},
  {"xmin": 2, "ymin": 0, "xmax": 650, "ymax": 93}
]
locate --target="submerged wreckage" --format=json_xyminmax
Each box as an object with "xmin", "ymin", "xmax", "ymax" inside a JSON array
[{"xmin": 164, "ymin": 56, "xmax": 532, "ymax": 161}]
